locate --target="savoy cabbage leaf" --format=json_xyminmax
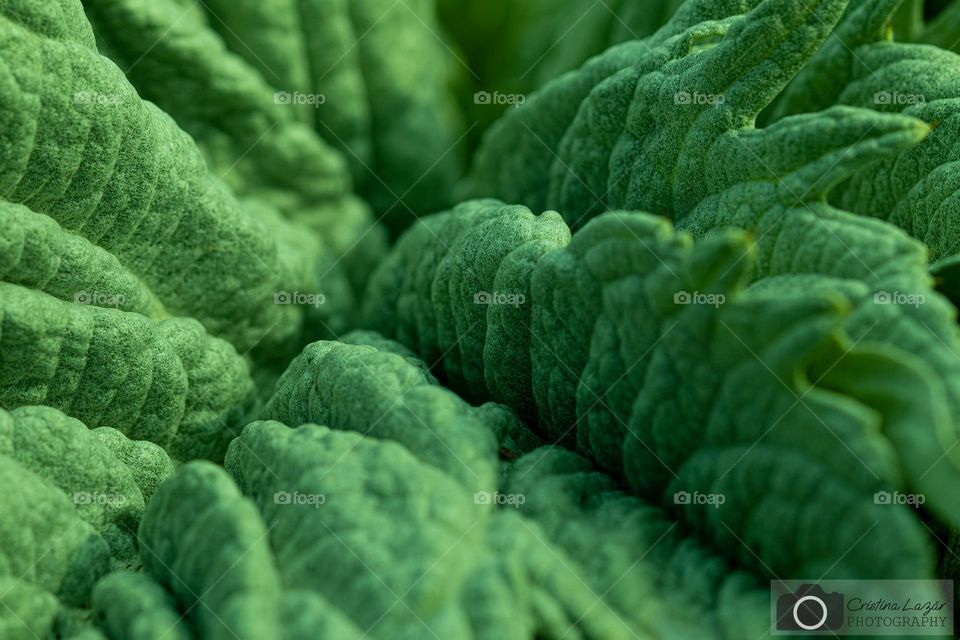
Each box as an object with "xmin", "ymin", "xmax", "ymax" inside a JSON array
[
  {"xmin": 766, "ymin": 0, "xmax": 960, "ymax": 267},
  {"xmin": 464, "ymin": 0, "xmax": 855, "ymax": 221},
  {"xmin": 80, "ymin": 0, "xmax": 386, "ymax": 292},
  {"xmin": 438, "ymin": 0, "xmax": 685, "ymax": 136},
  {"xmin": 193, "ymin": 0, "xmax": 465, "ymax": 235},
  {"xmin": 0, "ymin": 406, "xmax": 173, "ymax": 636},
  {"xmin": 0, "ymin": 0, "xmax": 349, "ymax": 354},
  {"xmin": 225, "ymin": 420, "xmax": 633, "ymax": 640},
  {"xmin": 6, "ymin": 0, "xmax": 960, "ymax": 638},
  {"xmin": 261, "ymin": 335, "xmax": 502, "ymax": 494},
  {"xmin": 362, "ymin": 200, "xmax": 960, "ymax": 551}
]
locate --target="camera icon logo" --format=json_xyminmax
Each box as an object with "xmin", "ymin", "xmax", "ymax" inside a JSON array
[
  {"xmin": 874, "ymin": 91, "xmax": 892, "ymax": 105},
  {"xmin": 776, "ymin": 584, "xmax": 844, "ymax": 631},
  {"xmin": 674, "ymin": 291, "xmax": 692, "ymax": 305},
  {"xmin": 273, "ymin": 491, "xmax": 292, "ymax": 505},
  {"xmin": 474, "ymin": 91, "xmax": 492, "ymax": 105}
]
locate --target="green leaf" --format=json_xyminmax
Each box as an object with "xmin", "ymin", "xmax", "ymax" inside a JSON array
[
  {"xmin": 364, "ymin": 200, "xmax": 571, "ymax": 425},
  {"xmin": 0, "ymin": 281, "xmax": 253, "ymax": 460},
  {"xmin": 0, "ymin": 2, "xmax": 342, "ymax": 353},
  {"xmin": 504, "ymin": 445, "xmax": 935, "ymax": 638},
  {"xmin": 198, "ymin": 0, "xmax": 465, "ymax": 234},
  {"xmin": 139, "ymin": 461, "xmax": 287, "ymax": 640},
  {"xmin": 226, "ymin": 420, "xmax": 632, "ymax": 639},
  {"xmin": 91, "ymin": 572, "xmax": 191, "ymax": 640},
  {"xmin": 360, "ymin": 200, "xmax": 960, "ymax": 602},
  {"xmin": 465, "ymin": 0, "xmax": 859, "ymax": 227},
  {"xmin": 81, "ymin": 0, "xmax": 385, "ymax": 293},
  {"xmin": 261, "ymin": 335, "xmax": 503, "ymax": 494},
  {"xmin": 0, "ymin": 578, "xmax": 60, "ymax": 640}
]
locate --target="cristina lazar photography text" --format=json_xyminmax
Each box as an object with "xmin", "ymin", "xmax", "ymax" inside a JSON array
[{"xmin": 4, "ymin": 0, "xmax": 960, "ymax": 639}]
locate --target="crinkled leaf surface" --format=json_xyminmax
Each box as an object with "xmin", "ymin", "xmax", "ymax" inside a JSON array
[
  {"xmin": 225, "ymin": 421, "xmax": 632, "ymax": 640},
  {"xmin": 465, "ymin": 0, "xmax": 863, "ymax": 224},
  {"xmin": 0, "ymin": 0, "xmax": 342, "ymax": 354},
  {"xmin": 361, "ymin": 201, "xmax": 960, "ymax": 610},
  {"xmin": 81, "ymin": 0, "xmax": 385, "ymax": 294},
  {"xmin": 261, "ymin": 336, "xmax": 501, "ymax": 494},
  {"xmin": 197, "ymin": 0, "xmax": 464, "ymax": 235},
  {"xmin": 767, "ymin": 0, "xmax": 960, "ymax": 266},
  {"xmin": 0, "ymin": 405, "xmax": 174, "ymax": 639}
]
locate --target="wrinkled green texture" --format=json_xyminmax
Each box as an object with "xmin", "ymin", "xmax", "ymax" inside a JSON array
[
  {"xmin": 0, "ymin": 0, "xmax": 348, "ymax": 355},
  {"xmin": 198, "ymin": 0, "xmax": 464, "ymax": 235},
  {"xmin": 8, "ymin": 0, "xmax": 960, "ymax": 638},
  {"xmin": 81, "ymin": 0, "xmax": 385, "ymax": 294},
  {"xmin": 767, "ymin": 0, "xmax": 960, "ymax": 269},
  {"xmin": 464, "ymin": 0, "xmax": 924, "ymax": 235},
  {"xmin": 0, "ymin": 406, "xmax": 174, "ymax": 637},
  {"xmin": 262, "ymin": 335, "xmax": 502, "ymax": 494},
  {"xmin": 0, "ymin": 277, "xmax": 253, "ymax": 460},
  {"xmin": 91, "ymin": 572, "xmax": 191, "ymax": 640},
  {"xmin": 504, "ymin": 446, "xmax": 770, "ymax": 638},
  {"xmin": 226, "ymin": 421, "xmax": 632, "ymax": 639},
  {"xmin": 362, "ymin": 201, "xmax": 960, "ymax": 617}
]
